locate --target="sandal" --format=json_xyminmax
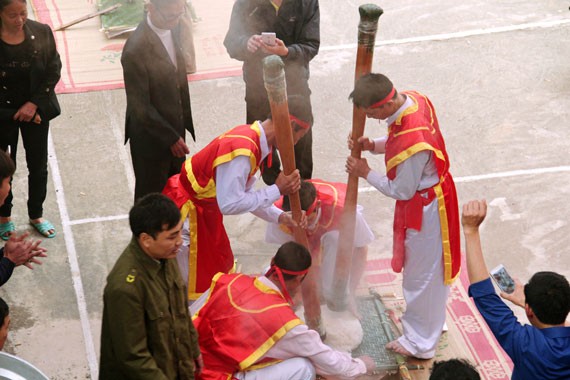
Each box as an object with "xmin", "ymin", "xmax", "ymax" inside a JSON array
[
  {"xmin": 29, "ymin": 219, "xmax": 56, "ymax": 238},
  {"xmin": 0, "ymin": 221, "xmax": 15, "ymax": 241}
]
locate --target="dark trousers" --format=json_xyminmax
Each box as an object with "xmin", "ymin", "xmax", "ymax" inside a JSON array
[
  {"xmin": 130, "ymin": 143, "xmax": 185, "ymax": 202},
  {"xmin": 246, "ymin": 97, "xmax": 314, "ymax": 185},
  {"xmin": 0, "ymin": 119, "xmax": 49, "ymax": 219},
  {"xmin": 261, "ymin": 128, "xmax": 313, "ymax": 185}
]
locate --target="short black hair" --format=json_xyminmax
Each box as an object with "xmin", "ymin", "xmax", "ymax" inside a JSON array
[
  {"xmin": 0, "ymin": 297, "xmax": 9, "ymax": 328},
  {"xmin": 429, "ymin": 359, "xmax": 480, "ymax": 380},
  {"xmin": 129, "ymin": 193, "xmax": 181, "ymax": 239},
  {"xmin": 524, "ymin": 271, "xmax": 570, "ymax": 325},
  {"xmin": 273, "ymin": 242, "xmax": 311, "ymax": 280},
  {"xmin": 264, "ymin": 94, "xmax": 313, "ymax": 128},
  {"xmin": 0, "ymin": 150, "xmax": 15, "ymax": 182},
  {"xmin": 349, "ymin": 73, "xmax": 397, "ymax": 108},
  {"xmin": 282, "ymin": 180, "xmax": 316, "ymax": 212}
]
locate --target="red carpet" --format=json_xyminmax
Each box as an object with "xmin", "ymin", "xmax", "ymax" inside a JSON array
[{"xmin": 364, "ymin": 257, "xmax": 513, "ymax": 379}]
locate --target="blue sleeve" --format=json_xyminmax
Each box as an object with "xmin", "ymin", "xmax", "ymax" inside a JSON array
[
  {"xmin": 0, "ymin": 248, "xmax": 15, "ymax": 287},
  {"xmin": 468, "ymin": 278, "xmax": 528, "ymax": 359}
]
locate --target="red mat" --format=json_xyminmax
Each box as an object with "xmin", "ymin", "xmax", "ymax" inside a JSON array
[
  {"xmin": 363, "ymin": 257, "xmax": 514, "ymax": 379},
  {"xmin": 30, "ymin": 0, "xmax": 241, "ymax": 94}
]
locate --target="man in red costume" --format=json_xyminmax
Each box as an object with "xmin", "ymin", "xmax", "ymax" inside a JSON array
[
  {"xmin": 265, "ymin": 179, "xmax": 374, "ymax": 316},
  {"xmin": 191, "ymin": 241, "xmax": 375, "ymax": 380},
  {"xmin": 163, "ymin": 97, "xmax": 311, "ymax": 301},
  {"xmin": 345, "ymin": 73, "xmax": 460, "ymax": 359}
]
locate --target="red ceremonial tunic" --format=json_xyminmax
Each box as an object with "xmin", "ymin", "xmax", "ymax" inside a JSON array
[
  {"xmin": 193, "ymin": 273, "xmax": 303, "ymax": 380},
  {"xmin": 384, "ymin": 91, "xmax": 460, "ymax": 285},
  {"xmin": 275, "ymin": 179, "xmax": 346, "ymax": 254},
  {"xmin": 163, "ymin": 122, "xmax": 264, "ymax": 299}
]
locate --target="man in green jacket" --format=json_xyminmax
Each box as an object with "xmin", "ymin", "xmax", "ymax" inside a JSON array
[{"xmin": 99, "ymin": 193, "xmax": 202, "ymax": 379}]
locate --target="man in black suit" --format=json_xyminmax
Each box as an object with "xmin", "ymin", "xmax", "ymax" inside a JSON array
[{"xmin": 121, "ymin": 0, "xmax": 195, "ymax": 201}]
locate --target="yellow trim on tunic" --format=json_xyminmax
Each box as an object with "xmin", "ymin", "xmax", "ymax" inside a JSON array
[
  {"xmin": 392, "ymin": 126, "xmax": 432, "ymax": 138},
  {"xmin": 433, "ymin": 183, "xmax": 454, "ymax": 285},
  {"xmin": 180, "ymin": 123, "xmax": 262, "ymax": 222},
  {"xmin": 386, "ymin": 142, "xmax": 445, "ymax": 175},
  {"xmin": 244, "ymin": 358, "xmax": 282, "ymax": 371},
  {"xmin": 192, "ymin": 273, "xmax": 302, "ymax": 372},
  {"xmin": 412, "ymin": 92, "xmax": 435, "ymax": 125},
  {"xmin": 192, "ymin": 272, "xmax": 224, "ymax": 320},
  {"xmin": 394, "ymin": 95, "xmax": 418, "ymax": 125},
  {"xmin": 239, "ymin": 319, "xmax": 303, "ymax": 370},
  {"xmin": 390, "ymin": 92, "xmax": 458, "ymax": 284},
  {"xmin": 227, "ymin": 275, "xmax": 290, "ymax": 313}
]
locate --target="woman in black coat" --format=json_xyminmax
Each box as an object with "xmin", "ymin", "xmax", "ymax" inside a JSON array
[{"xmin": 0, "ymin": 0, "xmax": 61, "ymax": 239}]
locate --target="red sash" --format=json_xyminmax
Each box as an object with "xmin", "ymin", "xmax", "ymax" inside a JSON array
[
  {"xmin": 194, "ymin": 273, "xmax": 303, "ymax": 380},
  {"xmin": 162, "ymin": 123, "xmax": 264, "ymax": 299},
  {"xmin": 384, "ymin": 91, "xmax": 460, "ymax": 285}
]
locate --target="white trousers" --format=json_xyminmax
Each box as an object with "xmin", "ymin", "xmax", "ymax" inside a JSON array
[
  {"xmin": 235, "ymin": 357, "xmax": 316, "ymax": 380},
  {"xmin": 176, "ymin": 218, "xmax": 191, "ymax": 285},
  {"xmin": 398, "ymin": 200, "xmax": 450, "ymax": 359}
]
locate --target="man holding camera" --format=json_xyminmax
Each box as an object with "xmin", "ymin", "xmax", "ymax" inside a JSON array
[
  {"xmin": 462, "ymin": 199, "xmax": 570, "ymax": 380},
  {"xmin": 223, "ymin": 0, "xmax": 320, "ymax": 185}
]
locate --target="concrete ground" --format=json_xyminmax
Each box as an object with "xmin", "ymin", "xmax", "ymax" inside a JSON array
[{"xmin": 1, "ymin": 0, "xmax": 569, "ymax": 379}]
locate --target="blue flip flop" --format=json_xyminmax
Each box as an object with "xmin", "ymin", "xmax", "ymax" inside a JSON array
[
  {"xmin": 30, "ymin": 220, "xmax": 56, "ymax": 238},
  {"xmin": 0, "ymin": 221, "xmax": 15, "ymax": 241}
]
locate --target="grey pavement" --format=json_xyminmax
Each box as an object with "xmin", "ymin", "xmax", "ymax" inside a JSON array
[{"xmin": 1, "ymin": 1, "xmax": 569, "ymax": 379}]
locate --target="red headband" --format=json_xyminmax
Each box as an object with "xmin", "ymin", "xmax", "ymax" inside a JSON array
[
  {"xmin": 267, "ymin": 264, "xmax": 309, "ymax": 304},
  {"xmin": 305, "ymin": 197, "xmax": 318, "ymax": 216},
  {"xmin": 369, "ymin": 87, "xmax": 396, "ymax": 109},
  {"xmin": 289, "ymin": 115, "xmax": 311, "ymax": 130}
]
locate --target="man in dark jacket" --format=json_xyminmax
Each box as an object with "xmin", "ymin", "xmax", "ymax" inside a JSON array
[
  {"xmin": 224, "ymin": 0, "xmax": 319, "ymax": 185},
  {"xmin": 99, "ymin": 193, "xmax": 202, "ymax": 379},
  {"xmin": 121, "ymin": 0, "xmax": 195, "ymax": 201}
]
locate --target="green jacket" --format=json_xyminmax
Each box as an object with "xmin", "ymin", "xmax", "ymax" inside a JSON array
[{"xmin": 99, "ymin": 238, "xmax": 200, "ymax": 380}]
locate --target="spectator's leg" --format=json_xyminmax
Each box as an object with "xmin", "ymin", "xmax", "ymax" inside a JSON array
[
  {"xmin": 20, "ymin": 121, "xmax": 49, "ymax": 220},
  {"xmin": 131, "ymin": 146, "xmax": 179, "ymax": 202},
  {"xmin": 0, "ymin": 121, "xmax": 19, "ymax": 219}
]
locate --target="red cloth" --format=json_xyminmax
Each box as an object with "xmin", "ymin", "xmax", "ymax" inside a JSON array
[
  {"xmin": 384, "ymin": 91, "xmax": 461, "ymax": 284},
  {"xmin": 162, "ymin": 123, "xmax": 264, "ymax": 299},
  {"xmin": 194, "ymin": 273, "xmax": 303, "ymax": 380},
  {"xmin": 274, "ymin": 179, "xmax": 346, "ymax": 253}
]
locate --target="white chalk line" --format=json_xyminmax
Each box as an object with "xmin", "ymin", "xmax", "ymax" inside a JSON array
[
  {"xmin": 48, "ymin": 133, "xmax": 99, "ymax": 380},
  {"xmin": 66, "ymin": 165, "xmax": 570, "ymax": 225},
  {"xmin": 357, "ymin": 165, "xmax": 570, "ymax": 193},
  {"xmin": 66, "ymin": 214, "xmax": 129, "ymax": 226},
  {"xmin": 105, "ymin": 93, "xmax": 136, "ymax": 197},
  {"xmin": 320, "ymin": 18, "xmax": 570, "ymax": 52}
]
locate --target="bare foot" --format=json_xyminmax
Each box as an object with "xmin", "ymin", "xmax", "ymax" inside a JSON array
[{"xmin": 385, "ymin": 340, "xmax": 413, "ymax": 357}]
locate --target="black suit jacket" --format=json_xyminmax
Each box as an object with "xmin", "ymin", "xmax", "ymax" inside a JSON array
[{"xmin": 121, "ymin": 18, "xmax": 195, "ymax": 158}]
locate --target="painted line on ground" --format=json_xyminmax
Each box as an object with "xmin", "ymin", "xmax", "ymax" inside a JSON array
[
  {"xmin": 105, "ymin": 93, "xmax": 136, "ymax": 197},
  {"xmin": 356, "ymin": 165, "xmax": 570, "ymax": 193},
  {"xmin": 66, "ymin": 214, "xmax": 129, "ymax": 226},
  {"xmin": 48, "ymin": 133, "xmax": 99, "ymax": 380},
  {"xmin": 65, "ymin": 165, "xmax": 570, "ymax": 225},
  {"xmin": 320, "ymin": 18, "xmax": 570, "ymax": 52}
]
